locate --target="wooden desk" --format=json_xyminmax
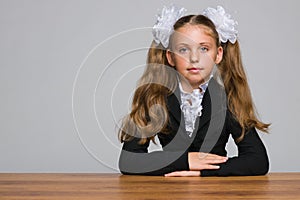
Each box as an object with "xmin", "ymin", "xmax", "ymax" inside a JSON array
[{"xmin": 0, "ymin": 173, "xmax": 299, "ymax": 199}]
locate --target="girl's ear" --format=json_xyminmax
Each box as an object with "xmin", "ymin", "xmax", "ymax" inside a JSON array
[
  {"xmin": 215, "ymin": 46, "xmax": 223, "ymax": 64},
  {"xmin": 166, "ymin": 50, "xmax": 175, "ymax": 66}
]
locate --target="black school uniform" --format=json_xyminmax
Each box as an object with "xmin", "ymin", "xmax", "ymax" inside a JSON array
[{"xmin": 119, "ymin": 78, "xmax": 269, "ymax": 176}]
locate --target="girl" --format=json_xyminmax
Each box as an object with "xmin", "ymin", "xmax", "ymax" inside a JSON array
[{"xmin": 118, "ymin": 5, "xmax": 270, "ymax": 176}]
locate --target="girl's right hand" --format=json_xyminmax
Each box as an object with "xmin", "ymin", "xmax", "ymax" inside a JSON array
[{"xmin": 188, "ymin": 152, "xmax": 228, "ymax": 171}]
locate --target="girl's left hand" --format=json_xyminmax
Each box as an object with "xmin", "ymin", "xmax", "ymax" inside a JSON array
[{"xmin": 164, "ymin": 171, "xmax": 200, "ymax": 177}]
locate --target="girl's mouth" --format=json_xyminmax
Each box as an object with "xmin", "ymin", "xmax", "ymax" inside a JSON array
[{"xmin": 187, "ymin": 67, "xmax": 203, "ymax": 73}]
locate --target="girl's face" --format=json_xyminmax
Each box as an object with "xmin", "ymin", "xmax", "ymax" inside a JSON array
[{"xmin": 167, "ymin": 24, "xmax": 223, "ymax": 90}]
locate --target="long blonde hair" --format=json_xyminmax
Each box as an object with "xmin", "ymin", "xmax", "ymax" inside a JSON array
[{"xmin": 119, "ymin": 14, "xmax": 270, "ymax": 144}]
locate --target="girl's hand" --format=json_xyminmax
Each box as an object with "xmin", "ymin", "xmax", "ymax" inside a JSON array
[
  {"xmin": 188, "ymin": 152, "xmax": 228, "ymax": 171},
  {"xmin": 164, "ymin": 153, "xmax": 227, "ymax": 177},
  {"xmin": 165, "ymin": 171, "xmax": 200, "ymax": 177}
]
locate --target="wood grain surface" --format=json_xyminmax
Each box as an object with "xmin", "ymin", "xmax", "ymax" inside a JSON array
[{"xmin": 1, "ymin": 173, "xmax": 300, "ymax": 199}]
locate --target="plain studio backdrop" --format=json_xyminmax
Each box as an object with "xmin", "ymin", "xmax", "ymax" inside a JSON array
[{"xmin": 0, "ymin": 0, "xmax": 299, "ymax": 173}]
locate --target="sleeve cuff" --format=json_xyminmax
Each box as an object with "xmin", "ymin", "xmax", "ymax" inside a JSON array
[{"xmin": 173, "ymin": 150, "xmax": 189, "ymax": 171}]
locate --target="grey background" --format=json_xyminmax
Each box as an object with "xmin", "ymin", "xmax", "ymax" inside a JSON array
[{"xmin": 0, "ymin": 0, "xmax": 299, "ymax": 172}]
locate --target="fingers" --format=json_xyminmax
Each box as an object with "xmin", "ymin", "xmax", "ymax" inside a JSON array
[
  {"xmin": 164, "ymin": 171, "xmax": 201, "ymax": 177},
  {"xmin": 204, "ymin": 156, "xmax": 228, "ymax": 164},
  {"xmin": 197, "ymin": 153, "xmax": 228, "ymax": 164},
  {"xmin": 202, "ymin": 164, "xmax": 220, "ymax": 170},
  {"xmin": 198, "ymin": 152, "xmax": 228, "ymax": 161},
  {"xmin": 188, "ymin": 152, "xmax": 228, "ymax": 171},
  {"xmin": 200, "ymin": 154, "xmax": 228, "ymax": 168}
]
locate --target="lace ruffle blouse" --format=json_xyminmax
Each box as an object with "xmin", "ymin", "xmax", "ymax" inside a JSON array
[{"xmin": 179, "ymin": 78, "xmax": 211, "ymax": 137}]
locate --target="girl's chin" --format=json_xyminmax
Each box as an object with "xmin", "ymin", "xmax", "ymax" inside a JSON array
[
  {"xmin": 187, "ymin": 76, "xmax": 206, "ymax": 84},
  {"xmin": 180, "ymin": 73, "xmax": 210, "ymax": 87}
]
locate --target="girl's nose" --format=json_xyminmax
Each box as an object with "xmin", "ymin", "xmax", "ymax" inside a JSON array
[{"xmin": 190, "ymin": 50, "xmax": 199, "ymax": 63}]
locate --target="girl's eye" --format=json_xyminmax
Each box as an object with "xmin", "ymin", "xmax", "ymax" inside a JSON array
[
  {"xmin": 200, "ymin": 47, "xmax": 208, "ymax": 52},
  {"xmin": 178, "ymin": 47, "xmax": 189, "ymax": 53}
]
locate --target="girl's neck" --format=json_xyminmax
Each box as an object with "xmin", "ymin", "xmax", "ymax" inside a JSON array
[{"xmin": 180, "ymin": 80, "xmax": 203, "ymax": 93}]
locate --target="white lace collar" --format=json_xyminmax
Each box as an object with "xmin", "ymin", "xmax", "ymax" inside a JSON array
[{"xmin": 178, "ymin": 76, "xmax": 212, "ymax": 137}]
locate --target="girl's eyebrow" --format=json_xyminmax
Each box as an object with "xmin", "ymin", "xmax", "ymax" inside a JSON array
[
  {"xmin": 175, "ymin": 42, "xmax": 189, "ymax": 46},
  {"xmin": 175, "ymin": 42, "xmax": 212, "ymax": 46},
  {"xmin": 199, "ymin": 42, "xmax": 212, "ymax": 46}
]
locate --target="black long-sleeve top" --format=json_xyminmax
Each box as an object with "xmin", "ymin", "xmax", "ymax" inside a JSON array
[{"xmin": 119, "ymin": 79, "xmax": 269, "ymax": 176}]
